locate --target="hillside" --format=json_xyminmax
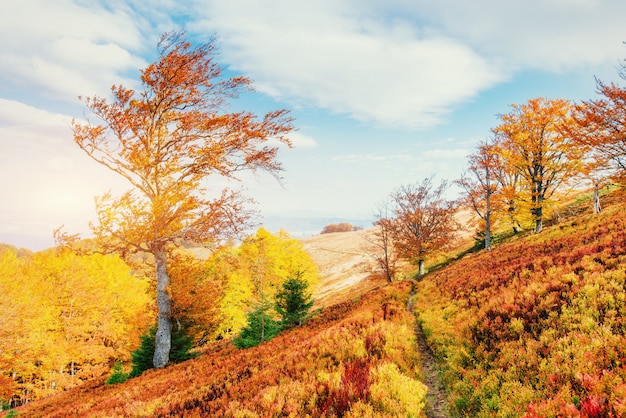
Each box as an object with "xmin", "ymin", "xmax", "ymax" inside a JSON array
[
  {"xmin": 301, "ymin": 228, "xmax": 385, "ymax": 307},
  {"xmin": 12, "ymin": 281, "xmax": 427, "ymax": 417},
  {"xmin": 8, "ymin": 190, "xmax": 626, "ymax": 417},
  {"xmin": 413, "ymin": 190, "xmax": 626, "ymax": 417}
]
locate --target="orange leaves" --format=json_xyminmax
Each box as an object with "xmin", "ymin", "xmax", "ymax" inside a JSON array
[
  {"xmin": 16, "ymin": 282, "xmax": 426, "ymax": 417},
  {"xmin": 71, "ymin": 31, "xmax": 295, "ymax": 253},
  {"xmin": 384, "ymin": 176, "xmax": 460, "ymax": 276},
  {"xmin": 413, "ymin": 193, "xmax": 626, "ymax": 416},
  {"xmin": 569, "ymin": 78, "xmax": 626, "ymax": 184},
  {"xmin": 493, "ymin": 97, "xmax": 583, "ymax": 233}
]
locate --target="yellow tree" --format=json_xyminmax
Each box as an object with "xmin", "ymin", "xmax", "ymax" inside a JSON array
[
  {"xmin": 217, "ymin": 228, "xmax": 318, "ymax": 337},
  {"xmin": 69, "ymin": 32, "xmax": 294, "ymax": 368},
  {"xmin": 492, "ymin": 98, "xmax": 585, "ymax": 233},
  {"xmin": 0, "ymin": 249, "xmax": 151, "ymax": 405}
]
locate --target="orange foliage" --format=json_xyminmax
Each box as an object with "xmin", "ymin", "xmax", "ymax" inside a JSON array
[
  {"xmin": 321, "ymin": 223, "xmax": 357, "ymax": 234},
  {"xmin": 14, "ymin": 282, "xmax": 428, "ymax": 417},
  {"xmin": 569, "ymin": 76, "xmax": 626, "ymax": 184},
  {"xmin": 386, "ymin": 176, "xmax": 460, "ymax": 277},
  {"xmin": 414, "ymin": 189, "xmax": 626, "ymax": 417},
  {"xmin": 69, "ymin": 31, "xmax": 294, "ymax": 368},
  {"xmin": 493, "ymin": 98, "xmax": 585, "ymax": 233}
]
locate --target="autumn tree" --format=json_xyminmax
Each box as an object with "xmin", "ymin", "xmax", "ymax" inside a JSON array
[
  {"xmin": 490, "ymin": 136, "xmax": 525, "ymax": 233},
  {"xmin": 456, "ymin": 139, "xmax": 501, "ymax": 250},
  {"xmin": 69, "ymin": 32, "xmax": 294, "ymax": 368},
  {"xmin": 367, "ymin": 203, "xmax": 398, "ymax": 282},
  {"xmin": 568, "ymin": 70, "xmax": 626, "ymax": 205},
  {"xmin": 0, "ymin": 249, "xmax": 150, "ymax": 405},
  {"xmin": 492, "ymin": 98, "xmax": 584, "ymax": 233},
  {"xmin": 216, "ymin": 228, "xmax": 318, "ymax": 338},
  {"xmin": 321, "ymin": 223, "xmax": 356, "ymax": 234},
  {"xmin": 167, "ymin": 251, "xmax": 225, "ymax": 344},
  {"xmin": 386, "ymin": 177, "xmax": 459, "ymax": 278}
]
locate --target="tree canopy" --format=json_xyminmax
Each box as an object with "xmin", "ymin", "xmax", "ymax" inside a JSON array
[{"xmin": 69, "ymin": 31, "xmax": 294, "ymax": 368}]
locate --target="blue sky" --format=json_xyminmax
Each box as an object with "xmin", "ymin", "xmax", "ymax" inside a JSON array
[{"xmin": 1, "ymin": 0, "xmax": 625, "ymax": 250}]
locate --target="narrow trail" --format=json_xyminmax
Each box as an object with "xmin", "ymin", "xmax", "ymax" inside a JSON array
[{"xmin": 407, "ymin": 293, "xmax": 451, "ymax": 418}]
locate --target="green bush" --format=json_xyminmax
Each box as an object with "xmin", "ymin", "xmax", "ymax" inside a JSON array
[
  {"xmin": 275, "ymin": 275, "xmax": 314, "ymax": 329},
  {"xmin": 129, "ymin": 323, "xmax": 197, "ymax": 378},
  {"xmin": 106, "ymin": 360, "xmax": 128, "ymax": 384},
  {"xmin": 233, "ymin": 303, "xmax": 281, "ymax": 349}
]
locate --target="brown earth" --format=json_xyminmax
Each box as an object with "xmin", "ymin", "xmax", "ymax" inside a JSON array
[{"xmin": 300, "ymin": 228, "xmax": 388, "ymax": 308}]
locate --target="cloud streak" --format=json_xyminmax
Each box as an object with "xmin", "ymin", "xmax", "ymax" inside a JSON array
[{"xmin": 192, "ymin": 0, "xmax": 625, "ymax": 129}]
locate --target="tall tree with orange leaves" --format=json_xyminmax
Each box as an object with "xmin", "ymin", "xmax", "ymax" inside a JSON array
[
  {"xmin": 69, "ymin": 32, "xmax": 294, "ymax": 368},
  {"xmin": 492, "ymin": 98, "xmax": 584, "ymax": 233},
  {"xmin": 456, "ymin": 138, "xmax": 501, "ymax": 250},
  {"xmin": 569, "ymin": 70, "xmax": 626, "ymax": 187}
]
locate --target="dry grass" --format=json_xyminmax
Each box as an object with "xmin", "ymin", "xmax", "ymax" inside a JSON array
[{"xmin": 300, "ymin": 228, "xmax": 388, "ymax": 307}]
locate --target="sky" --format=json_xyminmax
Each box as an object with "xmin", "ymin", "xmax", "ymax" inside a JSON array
[{"xmin": 1, "ymin": 0, "xmax": 625, "ymax": 251}]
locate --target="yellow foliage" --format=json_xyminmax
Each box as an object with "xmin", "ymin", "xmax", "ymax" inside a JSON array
[
  {"xmin": 216, "ymin": 228, "xmax": 319, "ymax": 337},
  {"xmin": 0, "ymin": 249, "xmax": 152, "ymax": 404},
  {"xmin": 369, "ymin": 362, "xmax": 428, "ymax": 416}
]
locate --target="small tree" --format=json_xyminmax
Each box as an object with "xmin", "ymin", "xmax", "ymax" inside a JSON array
[
  {"xmin": 367, "ymin": 203, "xmax": 398, "ymax": 282},
  {"xmin": 388, "ymin": 177, "xmax": 460, "ymax": 278},
  {"xmin": 233, "ymin": 302, "xmax": 281, "ymax": 349},
  {"xmin": 455, "ymin": 139, "xmax": 501, "ymax": 251},
  {"xmin": 275, "ymin": 273, "xmax": 314, "ymax": 328},
  {"xmin": 106, "ymin": 360, "xmax": 128, "ymax": 385},
  {"xmin": 129, "ymin": 324, "xmax": 197, "ymax": 377}
]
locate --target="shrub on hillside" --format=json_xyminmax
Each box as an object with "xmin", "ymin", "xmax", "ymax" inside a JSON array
[
  {"xmin": 129, "ymin": 324, "xmax": 197, "ymax": 377},
  {"xmin": 233, "ymin": 303, "xmax": 281, "ymax": 349},
  {"xmin": 275, "ymin": 274, "xmax": 314, "ymax": 328},
  {"xmin": 320, "ymin": 223, "xmax": 360, "ymax": 234}
]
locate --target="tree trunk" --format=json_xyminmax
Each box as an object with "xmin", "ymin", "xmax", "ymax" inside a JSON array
[
  {"xmin": 534, "ymin": 215, "xmax": 543, "ymax": 233},
  {"xmin": 417, "ymin": 259, "xmax": 425, "ymax": 279},
  {"xmin": 485, "ymin": 212, "xmax": 492, "ymax": 251},
  {"xmin": 593, "ymin": 183, "xmax": 602, "ymax": 214},
  {"xmin": 152, "ymin": 242, "xmax": 172, "ymax": 369}
]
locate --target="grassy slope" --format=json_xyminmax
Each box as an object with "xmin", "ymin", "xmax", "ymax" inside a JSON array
[
  {"xmin": 414, "ymin": 190, "xmax": 626, "ymax": 417},
  {"xmin": 10, "ymin": 190, "xmax": 626, "ymax": 417},
  {"xmin": 12, "ymin": 282, "xmax": 428, "ymax": 417}
]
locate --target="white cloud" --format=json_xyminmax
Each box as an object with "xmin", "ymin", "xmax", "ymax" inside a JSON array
[
  {"xmin": 195, "ymin": 0, "xmax": 504, "ymax": 130},
  {"xmin": 402, "ymin": 0, "xmax": 626, "ymax": 71},
  {"xmin": 288, "ymin": 131, "xmax": 318, "ymax": 149},
  {"xmin": 0, "ymin": 0, "xmax": 152, "ymax": 102},
  {"xmin": 190, "ymin": 0, "xmax": 625, "ymax": 129}
]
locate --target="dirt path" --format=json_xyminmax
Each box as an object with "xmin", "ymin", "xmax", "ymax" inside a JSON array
[{"xmin": 407, "ymin": 294, "xmax": 450, "ymax": 418}]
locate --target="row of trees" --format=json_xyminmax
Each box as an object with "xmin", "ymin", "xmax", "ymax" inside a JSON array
[
  {"xmin": 0, "ymin": 227, "xmax": 317, "ymax": 405},
  {"xmin": 372, "ymin": 63, "xmax": 626, "ymax": 280}
]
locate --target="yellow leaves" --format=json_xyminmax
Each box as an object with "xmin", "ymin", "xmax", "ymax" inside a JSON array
[
  {"xmin": 369, "ymin": 362, "xmax": 428, "ymax": 416},
  {"xmin": 205, "ymin": 228, "xmax": 319, "ymax": 338},
  {"xmin": 0, "ymin": 250, "xmax": 152, "ymax": 403}
]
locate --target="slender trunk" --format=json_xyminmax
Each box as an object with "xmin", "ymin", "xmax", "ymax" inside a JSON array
[
  {"xmin": 593, "ymin": 183, "xmax": 602, "ymax": 214},
  {"xmin": 152, "ymin": 242, "xmax": 172, "ymax": 369},
  {"xmin": 533, "ymin": 180, "xmax": 543, "ymax": 233},
  {"xmin": 485, "ymin": 176, "xmax": 492, "ymax": 251},
  {"xmin": 417, "ymin": 259, "xmax": 425, "ymax": 279},
  {"xmin": 485, "ymin": 210, "xmax": 492, "ymax": 251}
]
